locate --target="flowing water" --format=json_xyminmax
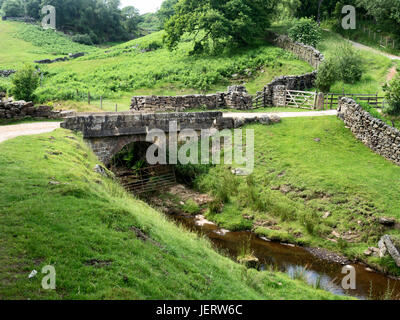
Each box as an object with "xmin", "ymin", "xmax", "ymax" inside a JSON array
[
  {"xmin": 169, "ymin": 213, "xmax": 400, "ymax": 300},
  {"xmin": 112, "ymin": 164, "xmax": 400, "ymax": 300}
]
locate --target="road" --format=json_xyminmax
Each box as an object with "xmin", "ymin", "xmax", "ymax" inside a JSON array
[
  {"xmin": 224, "ymin": 110, "xmax": 337, "ymax": 119},
  {"xmin": 0, "ymin": 110, "xmax": 338, "ymax": 144},
  {"xmin": 0, "ymin": 122, "xmax": 61, "ymax": 143}
]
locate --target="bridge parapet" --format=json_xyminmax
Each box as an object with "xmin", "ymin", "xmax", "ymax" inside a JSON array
[
  {"xmin": 61, "ymin": 111, "xmax": 226, "ymax": 138},
  {"xmin": 61, "ymin": 111, "xmax": 276, "ymax": 164}
]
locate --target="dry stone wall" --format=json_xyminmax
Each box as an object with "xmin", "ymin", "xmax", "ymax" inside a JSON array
[
  {"xmin": 338, "ymin": 97, "xmax": 400, "ymax": 165},
  {"xmin": 0, "ymin": 70, "xmax": 16, "ymax": 77},
  {"xmin": 34, "ymin": 52, "xmax": 85, "ymax": 64},
  {"xmin": 129, "ymin": 33, "xmax": 325, "ymax": 112},
  {"xmin": 130, "ymin": 85, "xmax": 252, "ymax": 112},
  {"xmin": 0, "ymin": 97, "xmax": 72, "ymax": 119},
  {"xmin": 259, "ymin": 33, "xmax": 325, "ymax": 107},
  {"xmin": 273, "ymin": 34, "xmax": 324, "ymax": 69}
]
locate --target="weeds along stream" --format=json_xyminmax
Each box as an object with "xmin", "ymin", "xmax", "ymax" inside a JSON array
[{"xmin": 111, "ymin": 161, "xmax": 400, "ymax": 300}]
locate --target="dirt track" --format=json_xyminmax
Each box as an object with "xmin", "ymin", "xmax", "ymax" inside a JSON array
[{"xmin": 0, "ymin": 122, "xmax": 61, "ymax": 143}]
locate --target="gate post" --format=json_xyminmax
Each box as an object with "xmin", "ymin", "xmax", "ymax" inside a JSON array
[{"xmin": 315, "ymin": 92, "xmax": 325, "ymax": 110}]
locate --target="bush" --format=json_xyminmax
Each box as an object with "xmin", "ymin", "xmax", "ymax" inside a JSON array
[
  {"xmin": 1, "ymin": 0, "xmax": 24, "ymax": 17},
  {"xmin": 335, "ymin": 44, "xmax": 363, "ymax": 84},
  {"xmin": 383, "ymin": 75, "xmax": 400, "ymax": 116},
  {"xmin": 10, "ymin": 65, "xmax": 39, "ymax": 102},
  {"xmin": 71, "ymin": 34, "xmax": 93, "ymax": 45},
  {"xmin": 288, "ymin": 18, "xmax": 322, "ymax": 47},
  {"xmin": 315, "ymin": 58, "xmax": 338, "ymax": 93},
  {"xmin": 181, "ymin": 199, "xmax": 201, "ymax": 215}
]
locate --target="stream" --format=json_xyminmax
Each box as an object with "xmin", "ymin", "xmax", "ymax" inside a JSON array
[
  {"xmin": 112, "ymin": 162, "xmax": 400, "ymax": 300},
  {"xmin": 168, "ymin": 213, "xmax": 400, "ymax": 300}
]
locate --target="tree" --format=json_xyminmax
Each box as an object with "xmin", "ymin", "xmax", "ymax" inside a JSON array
[
  {"xmin": 25, "ymin": 0, "xmax": 41, "ymax": 19},
  {"xmin": 383, "ymin": 75, "xmax": 400, "ymax": 118},
  {"xmin": 315, "ymin": 58, "xmax": 337, "ymax": 92},
  {"xmin": 11, "ymin": 65, "xmax": 39, "ymax": 102},
  {"xmin": 288, "ymin": 18, "xmax": 322, "ymax": 47},
  {"xmin": 356, "ymin": 0, "xmax": 400, "ymax": 24},
  {"xmin": 157, "ymin": 0, "xmax": 178, "ymax": 28},
  {"xmin": 1, "ymin": 0, "xmax": 24, "ymax": 17},
  {"xmin": 336, "ymin": 43, "xmax": 363, "ymax": 84},
  {"xmin": 164, "ymin": 0, "xmax": 278, "ymax": 54},
  {"xmin": 122, "ymin": 6, "xmax": 142, "ymax": 38}
]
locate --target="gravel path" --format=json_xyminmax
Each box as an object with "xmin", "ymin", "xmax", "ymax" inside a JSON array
[
  {"xmin": 224, "ymin": 110, "xmax": 337, "ymax": 119},
  {"xmin": 0, "ymin": 122, "xmax": 61, "ymax": 143},
  {"xmin": 0, "ymin": 110, "xmax": 337, "ymax": 144},
  {"xmin": 349, "ymin": 40, "xmax": 400, "ymax": 61}
]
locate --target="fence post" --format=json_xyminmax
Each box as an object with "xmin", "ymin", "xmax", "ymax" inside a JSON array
[
  {"xmin": 115, "ymin": 104, "xmax": 118, "ymax": 112},
  {"xmin": 88, "ymin": 92, "xmax": 91, "ymax": 105},
  {"xmin": 100, "ymin": 96, "xmax": 103, "ymax": 110}
]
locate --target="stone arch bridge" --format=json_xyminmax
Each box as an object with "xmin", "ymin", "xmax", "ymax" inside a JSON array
[{"xmin": 61, "ymin": 111, "xmax": 263, "ymax": 165}]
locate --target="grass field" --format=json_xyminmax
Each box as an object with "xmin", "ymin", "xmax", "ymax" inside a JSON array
[
  {"xmin": 0, "ymin": 129, "xmax": 343, "ymax": 300},
  {"xmin": 0, "ymin": 20, "xmax": 312, "ymax": 109},
  {"xmin": 177, "ymin": 117, "xmax": 400, "ymax": 276}
]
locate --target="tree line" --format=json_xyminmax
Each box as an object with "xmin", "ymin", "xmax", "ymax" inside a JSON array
[{"xmin": 0, "ymin": 0, "xmax": 145, "ymax": 44}]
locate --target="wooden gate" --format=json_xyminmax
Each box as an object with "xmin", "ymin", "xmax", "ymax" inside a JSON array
[
  {"xmin": 252, "ymin": 91, "xmax": 265, "ymax": 109},
  {"xmin": 285, "ymin": 90, "xmax": 317, "ymax": 109},
  {"xmin": 323, "ymin": 93, "xmax": 385, "ymax": 110}
]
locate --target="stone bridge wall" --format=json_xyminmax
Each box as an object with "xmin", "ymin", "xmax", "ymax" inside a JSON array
[
  {"xmin": 34, "ymin": 52, "xmax": 85, "ymax": 64},
  {"xmin": 61, "ymin": 111, "xmax": 277, "ymax": 164},
  {"xmin": 62, "ymin": 111, "xmax": 229, "ymax": 163},
  {"xmin": 130, "ymin": 86, "xmax": 252, "ymax": 112},
  {"xmin": 338, "ymin": 97, "xmax": 400, "ymax": 165}
]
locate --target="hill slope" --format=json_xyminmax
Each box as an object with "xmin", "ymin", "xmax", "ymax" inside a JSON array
[
  {"xmin": 0, "ymin": 129, "xmax": 342, "ymax": 300},
  {"xmin": 0, "ymin": 20, "xmax": 312, "ymax": 107}
]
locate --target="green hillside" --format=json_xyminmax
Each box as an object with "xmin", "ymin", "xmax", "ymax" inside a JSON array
[
  {"xmin": 0, "ymin": 129, "xmax": 343, "ymax": 300},
  {"xmin": 0, "ymin": 20, "xmax": 312, "ymax": 107}
]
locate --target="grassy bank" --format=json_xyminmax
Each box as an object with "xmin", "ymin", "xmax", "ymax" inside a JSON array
[
  {"xmin": 0, "ymin": 20, "xmax": 312, "ymax": 107},
  {"xmin": 184, "ymin": 117, "xmax": 400, "ymax": 276},
  {"xmin": 0, "ymin": 129, "xmax": 341, "ymax": 300}
]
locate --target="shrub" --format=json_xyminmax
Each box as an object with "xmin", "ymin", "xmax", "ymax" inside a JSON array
[
  {"xmin": 288, "ymin": 18, "xmax": 322, "ymax": 47},
  {"xmin": 10, "ymin": 65, "xmax": 39, "ymax": 102},
  {"xmin": 1, "ymin": 0, "xmax": 24, "ymax": 17},
  {"xmin": 181, "ymin": 199, "xmax": 201, "ymax": 215},
  {"xmin": 315, "ymin": 58, "xmax": 338, "ymax": 93},
  {"xmin": 383, "ymin": 75, "xmax": 400, "ymax": 117},
  {"xmin": 71, "ymin": 34, "xmax": 93, "ymax": 45},
  {"xmin": 335, "ymin": 44, "xmax": 363, "ymax": 84},
  {"xmin": 208, "ymin": 199, "xmax": 223, "ymax": 214}
]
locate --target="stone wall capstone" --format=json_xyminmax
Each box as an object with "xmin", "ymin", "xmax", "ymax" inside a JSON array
[
  {"xmin": 130, "ymin": 85, "xmax": 253, "ymax": 112},
  {"xmin": 337, "ymin": 97, "xmax": 400, "ymax": 165}
]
